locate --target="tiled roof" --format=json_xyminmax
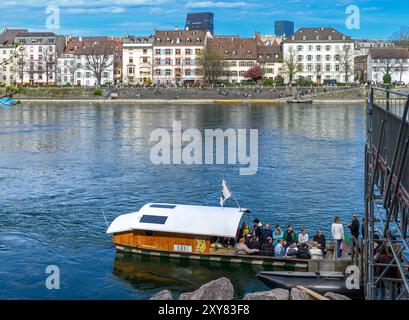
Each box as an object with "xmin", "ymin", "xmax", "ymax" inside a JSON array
[
  {"xmin": 208, "ymin": 37, "xmax": 258, "ymax": 60},
  {"xmin": 284, "ymin": 27, "xmax": 353, "ymax": 42},
  {"xmin": 257, "ymin": 45, "xmax": 283, "ymax": 63},
  {"xmin": 369, "ymin": 48, "xmax": 409, "ymax": 59},
  {"xmin": 15, "ymin": 32, "xmax": 56, "ymax": 38},
  {"xmin": 154, "ymin": 29, "xmax": 206, "ymax": 46},
  {"xmin": 0, "ymin": 28, "xmax": 28, "ymax": 46}
]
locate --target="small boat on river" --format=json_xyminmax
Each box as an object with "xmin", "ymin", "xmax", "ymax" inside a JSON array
[
  {"xmin": 0, "ymin": 97, "xmax": 18, "ymax": 107},
  {"xmin": 106, "ymin": 203, "xmax": 309, "ymax": 270},
  {"xmin": 287, "ymin": 99, "xmax": 313, "ymax": 104},
  {"xmin": 257, "ymin": 271, "xmax": 364, "ymax": 299}
]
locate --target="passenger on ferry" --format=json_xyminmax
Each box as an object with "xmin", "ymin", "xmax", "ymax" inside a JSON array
[
  {"xmin": 285, "ymin": 242, "xmax": 298, "ymax": 258},
  {"xmin": 237, "ymin": 222, "xmax": 250, "ymax": 242},
  {"xmin": 298, "ymin": 227, "xmax": 309, "ymax": 245},
  {"xmin": 261, "ymin": 224, "xmax": 273, "ymax": 243},
  {"xmin": 252, "ymin": 219, "xmax": 263, "ymax": 240},
  {"xmin": 296, "ymin": 243, "xmax": 311, "ymax": 259},
  {"xmin": 272, "ymin": 225, "xmax": 284, "ymax": 246},
  {"xmin": 283, "ymin": 225, "xmax": 297, "ymax": 248},
  {"xmin": 274, "ymin": 239, "xmax": 286, "ymax": 257},
  {"xmin": 313, "ymin": 229, "xmax": 327, "ymax": 255},
  {"xmin": 235, "ymin": 237, "xmax": 260, "ymax": 255},
  {"xmin": 261, "ymin": 237, "xmax": 275, "ymax": 257},
  {"xmin": 309, "ymin": 242, "xmax": 323, "ymax": 260},
  {"xmin": 246, "ymin": 236, "xmax": 260, "ymax": 250}
]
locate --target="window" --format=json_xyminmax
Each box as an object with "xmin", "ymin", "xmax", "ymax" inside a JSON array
[
  {"xmin": 297, "ymin": 45, "xmax": 303, "ymax": 51},
  {"xmin": 230, "ymin": 61, "xmax": 237, "ymax": 66},
  {"xmin": 326, "ymin": 64, "xmax": 331, "ymax": 72},
  {"xmin": 165, "ymin": 69, "xmax": 172, "ymax": 76},
  {"xmin": 185, "ymin": 69, "xmax": 191, "ymax": 76},
  {"xmin": 316, "ymin": 45, "xmax": 322, "ymax": 51},
  {"xmin": 307, "ymin": 55, "xmax": 312, "ymax": 62},
  {"xmin": 185, "ymin": 49, "xmax": 192, "ymax": 55},
  {"xmin": 165, "ymin": 58, "xmax": 171, "ymax": 65},
  {"xmin": 128, "ymin": 66, "xmax": 134, "ymax": 74},
  {"xmin": 325, "ymin": 45, "xmax": 331, "ymax": 51},
  {"xmin": 176, "ymin": 49, "xmax": 181, "ymax": 55},
  {"xmin": 176, "ymin": 58, "xmax": 181, "ymax": 65},
  {"xmin": 155, "ymin": 49, "xmax": 161, "ymax": 55},
  {"xmin": 129, "ymin": 58, "xmax": 133, "ymax": 63},
  {"xmin": 165, "ymin": 49, "xmax": 171, "ymax": 55},
  {"xmin": 307, "ymin": 64, "xmax": 312, "ymax": 72},
  {"xmin": 142, "ymin": 57, "xmax": 148, "ymax": 63},
  {"xmin": 297, "ymin": 55, "xmax": 303, "ymax": 62},
  {"xmin": 103, "ymin": 72, "xmax": 109, "ymax": 78},
  {"xmin": 308, "ymin": 45, "xmax": 313, "ymax": 51},
  {"xmin": 316, "ymin": 64, "xmax": 322, "ymax": 72},
  {"xmin": 143, "ymin": 49, "xmax": 148, "ymax": 54},
  {"xmin": 185, "ymin": 58, "xmax": 191, "ymax": 65},
  {"xmin": 195, "ymin": 49, "xmax": 201, "ymax": 55},
  {"xmin": 326, "ymin": 55, "xmax": 331, "ymax": 61},
  {"xmin": 316, "ymin": 55, "xmax": 321, "ymax": 62},
  {"xmin": 335, "ymin": 64, "xmax": 340, "ymax": 72}
]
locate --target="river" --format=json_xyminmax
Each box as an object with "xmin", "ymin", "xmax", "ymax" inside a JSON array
[{"xmin": 0, "ymin": 102, "xmax": 365, "ymax": 299}]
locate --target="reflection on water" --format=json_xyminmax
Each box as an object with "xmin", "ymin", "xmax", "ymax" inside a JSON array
[
  {"xmin": 0, "ymin": 103, "xmax": 365, "ymax": 299},
  {"xmin": 113, "ymin": 252, "xmax": 270, "ymax": 299}
]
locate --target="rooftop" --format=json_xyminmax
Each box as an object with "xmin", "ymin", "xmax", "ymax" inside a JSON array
[
  {"xmin": 107, "ymin": 203, "xmax": 244, "ymax": 238},
  {"xmin": 284, "ymin": 27, "xmax": 353, "ymax": 43},
  {"xmin": 369, "ymin": 48, "xmax": 409, "ymax": 59}
]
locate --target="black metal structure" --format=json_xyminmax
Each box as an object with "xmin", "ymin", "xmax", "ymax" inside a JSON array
[{"xmin": 365, "ymin": 87, "xmax": 409, "ymax": 300}]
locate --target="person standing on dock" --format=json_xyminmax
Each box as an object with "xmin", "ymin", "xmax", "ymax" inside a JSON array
[
  {"xmin": 331, "ymin": 217, "xmax": 344, "ymax": 259},
  {"xmin": 348, "ymin": 214, "xmax": 360, "ymax": 240}
]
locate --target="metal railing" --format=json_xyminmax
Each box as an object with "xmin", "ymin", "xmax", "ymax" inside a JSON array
[{"xmin": 365, "ymin": 87, "xmax": 409, "ymax": 300}]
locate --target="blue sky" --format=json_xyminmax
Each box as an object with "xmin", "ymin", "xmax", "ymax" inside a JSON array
[{"xmin": 1, "ymin": 0, "xmax": 408, "ymax": 39}]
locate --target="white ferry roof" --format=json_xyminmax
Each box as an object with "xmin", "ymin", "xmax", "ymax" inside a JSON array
[{"xmin": 106, "ymin": 203, "xmax": 244, "ymax": 238}]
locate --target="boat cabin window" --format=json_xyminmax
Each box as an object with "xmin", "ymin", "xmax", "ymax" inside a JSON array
[{"xmin": 149, "ymin": 204, "xmax": 176, "ymax": 209}]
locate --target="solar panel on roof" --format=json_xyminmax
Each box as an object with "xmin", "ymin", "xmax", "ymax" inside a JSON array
[
  {"xmin": 150, "ymin": 204, "xmax": 176, "ymax": 209},
  {"xmin": 140, "ymin": 215, "xmax": 168, "ymax": 225}
]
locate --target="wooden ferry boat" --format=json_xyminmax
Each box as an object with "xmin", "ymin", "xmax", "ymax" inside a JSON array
[{"xmin": 107, "ymin": 203, "xmax": 308, "ymax": 270}]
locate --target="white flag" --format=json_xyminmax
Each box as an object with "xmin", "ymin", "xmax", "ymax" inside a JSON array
[{"xmin": 220, "ymin": 179, "xmax": 232, "ymax": 207}]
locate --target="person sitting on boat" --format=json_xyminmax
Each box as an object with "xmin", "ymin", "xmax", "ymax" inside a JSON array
[
  {"xmin": 246, "ymin": 236, "xmax": 260, "ymax": 250},
  {"xmin": 261, "ymin": 224, "xmax": 273, "ymax": 243},
  {"xmin": 274, "ymin": 239, "xmax": 286, "ymax": 257},
  {"xmin": 272, "ymin": 225, "xmax": 284, "ymax": 246},
  {"xmin": 261, "ymin": 237, "xmax": 275, "ymax": 257},
  {"xmin": 298, "ymin": 227, "xmax": 309, "ymax": 245},
  {"xmin": 309, "ymin": 242, "xmax": 323, "ymax": 260},
  {"xmin": 283, "ymin": 225, "xmax": 297, "ymax": 248},
  {"xmin": 236, "ymin": 222, "xmax": 250, "ymax": 242},
  {"xmin": 296, "ymin": 243, "xmax": 311, "ymax": 259},
  {"xmin": 285, "ymin": 242, "xmax": 298, "ymax": 258},
  {"xmin": 235, "ymin": 237, "xmax": 260, "ymax": 256},
  {"xmin": 313, "ymin": 229, "xmax": 327, "ymax": 255}
]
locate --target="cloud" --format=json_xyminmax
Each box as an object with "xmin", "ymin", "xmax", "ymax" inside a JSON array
[
  {"xmin": 185, "ymin": 1, "xmax": 249, "ymax": 9},
  {"xmin": 64, "ymin": 7, "xmax": 127, "ymax": 14}
]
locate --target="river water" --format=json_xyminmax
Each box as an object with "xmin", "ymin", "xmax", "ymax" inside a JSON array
[{"xmin": 0, "ymin": 102, "xmax": 365, "ymax": 299}]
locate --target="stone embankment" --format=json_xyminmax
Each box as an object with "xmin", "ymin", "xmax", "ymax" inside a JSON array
[{"xmin": 149, "ymin": 277, "xmax": 352, "ymax": 301}]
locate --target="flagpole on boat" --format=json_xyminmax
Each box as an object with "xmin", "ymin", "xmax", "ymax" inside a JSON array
[{"xmin": 220, "ymin": 175, "xmax": 241, "ymax": 210}]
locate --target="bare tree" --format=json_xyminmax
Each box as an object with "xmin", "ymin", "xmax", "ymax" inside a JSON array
[
  {"xmin": 336, "ymin": 44, "xmax": 354, "ymax": 84},
  {"xmin": 283, "ymin": 47, "xmax": 302, "ymax": 84},
  {"xmin": 42, "ymin": 49, "xmax": 56, "ymax": 85},
  {"xmin": 0, "ymin": 42, "xmax": 25, "ymax": 67},
  {"xmin": 391, "ymin": 26, "xmax": 409, "ymax": 49},
  {"xmin": 200, "ymin": 45, "xmax": 224, "ymax": 85},
  {"xmin": 81, "ymin": 44, "xmax": 114, "ymax": 86}
]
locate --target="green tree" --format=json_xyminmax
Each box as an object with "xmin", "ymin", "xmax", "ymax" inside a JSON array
[{"xmin": 200, "ymin": 45, "xmax": 224, "ymax": 85}]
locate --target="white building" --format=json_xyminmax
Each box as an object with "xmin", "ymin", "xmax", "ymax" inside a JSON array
[
  {"xmin": 355, "ymin": 39, "xmax": 395, "ymax": 57},
  {"xmin": 0, "ymin": 28, "xmax": 27, "ymax": 86},
  {"xmin": 56, "ymin": 54, "xmax": 75, "ymax": 85},
  {"xmin": 208, "ymin": 36, "xmax": 282, "ymax": 84},
  {"xmin": 123, "ymin": 36, "xmax": 153, "ymax": 85},
  {"xmin": 153, "ymin": 29, "xmax": 209, "ymax": 85},
  {"xmin": 368, "ymin": 48, "xmax": 409, "ymax": 84},
  {"xmin": 14, "ymin": 32, "xmax": 63, "ymax": 85},
  {"xmin": 283, "ymin": 27, "xmax": 355, "ymax": 84}
]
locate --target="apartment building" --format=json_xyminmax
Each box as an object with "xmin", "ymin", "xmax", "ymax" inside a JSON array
[
  {"xmin": 283, "ymin": 27, "xmax": 355, "ymax": 84},
  {"xmin": 367, "ymin": 48, "xmax": 409, "ymax": 84},
  {"xmin": 152, "ymin": 29, "xmax": 209, "ymax": 85},
  {"xmin": 14, "ymin": 32, "xmax": 64, "ymax": 85},
  {"xmin": 122, "ymin": 36, "xmax": 154, "ymax": 85}
]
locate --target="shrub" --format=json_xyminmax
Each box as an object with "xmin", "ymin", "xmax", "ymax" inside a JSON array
[
  {"xmin": 383, "ymin": 74, "xmax": 392, "ymax": 84},
  {"xmin": 263, "ymin": 79, "xmax": 274, "ymax": 86},
  {"xmin": 93, "ymin": 88, "xmax": 103, "ymax": 96}
]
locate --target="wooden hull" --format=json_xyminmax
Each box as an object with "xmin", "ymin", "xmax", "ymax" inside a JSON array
[{"xmin": 114, "ymin": 244, "xmax": 309, "ymax": 270}]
